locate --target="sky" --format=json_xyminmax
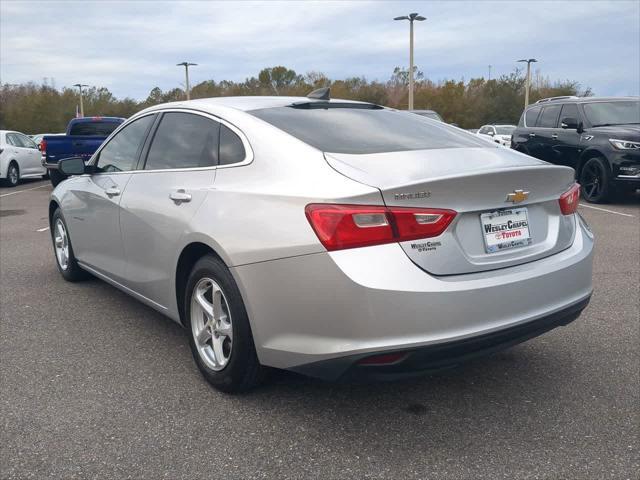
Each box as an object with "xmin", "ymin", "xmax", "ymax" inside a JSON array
[{"xmin": 1, "ymin": 0, "xmax": 639, "ymax": 101}]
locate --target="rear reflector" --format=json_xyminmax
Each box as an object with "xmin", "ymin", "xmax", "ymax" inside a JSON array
[
  {"xmin": 305, "ymin": 204, "xmax": 456, "ymax": 251},
  {"xmin": 559, "ymin": 183, "xmax": 580, "ymax": 215},
  {"xmin": 358, "ymin": 352, "xmax": 408, "ymax": 365}
]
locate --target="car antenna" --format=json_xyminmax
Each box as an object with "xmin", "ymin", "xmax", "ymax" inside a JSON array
[{"xmin": 307, "ymin": 87, "xmax": 330, "ymax": 100}]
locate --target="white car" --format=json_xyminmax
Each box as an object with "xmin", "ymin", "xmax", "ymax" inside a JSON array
[
  {"xmin": 0, "ymin": 130, "xmax": 47, "ymax": 187},
  {"xmin": 477, "ymin": 124, "xmax": 516, "ymax": 147}
]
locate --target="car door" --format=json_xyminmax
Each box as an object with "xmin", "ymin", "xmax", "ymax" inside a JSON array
[
  {"xmin": 550, "ymin": 103, "xmax": 581, "ymax": 169},
  {"xmin": 118, "ymin": 111, "xmax": 224, "ymax": 307},
  {"xmin": 532, "ymin": 104, "xmax": 562, "ymax": 163},
  {"xmin": 15, "ymin": 133, "xmax": 42, "ymax": 175},
  {"xmin": 62, "ymin": 114, "xmax": 156, "ymax": 282}
]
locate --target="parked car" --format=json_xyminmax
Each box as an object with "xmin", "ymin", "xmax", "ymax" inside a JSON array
[
  {"xmin": 410, "ymin": 109, "xmax": 444, "ymax": 122},
  {"xmin": 0, "ymin": 130, "xmax": 47, "ymax": 187},
  {"xmin": 49, "ymin": 92, "xmax": 593, "ymax": 392},
  {"xmin": 477, "ymin": 124, "xmax": 516, "ymax": 147},
  {"xmin": 512, "ymin": 96, "xmax": 640, "ymax": 203},
  {"xmin": 31, "ymin": 133, "xmax": 64, "ymax": 150},
  {"xmin": 42, "ymin": 116, "xmax": 125, "ymax": 186}
]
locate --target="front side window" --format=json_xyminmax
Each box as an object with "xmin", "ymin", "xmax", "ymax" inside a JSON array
[
  {"xmin": 582, "ymin": 101, "xmax": 640, "ymax": 127},
  {"xmin": 95, "ymin": 115, "xmax": 155, "ymax": 173},
  {"xmin": 250, "ymin": 105, "xmax": 487, "ymax": 154},
  {"xmin": 145, "ymin": 113, "xmax": 220, "ymax": 170},
  {"xmin": 537, "ymin": 105, "xmax": 561, "ymax": 128},
  {"xmin": 525, "ymin": 107, "xmax": 541, "ymax": 127},
  {"xmin": 560, "ymin": 104, "xmax": 579, "ymax": 123}
]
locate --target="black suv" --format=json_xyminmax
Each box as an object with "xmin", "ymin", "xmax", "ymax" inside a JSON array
[{"xmin": 511, "ymin": 96, "xmax": 639, "ymax": 203}]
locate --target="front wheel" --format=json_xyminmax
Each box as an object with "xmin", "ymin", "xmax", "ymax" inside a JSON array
[
  {"xmin": 184, "ymin": 255, "xmax": 264, "ymax": 393},
  {"xmin": 580, "ymin": 156, "xmax": 611, "ymax": 203},
  {"xmin": 51, "ymin": 208, "xmax": 89, "ymax": 282}
]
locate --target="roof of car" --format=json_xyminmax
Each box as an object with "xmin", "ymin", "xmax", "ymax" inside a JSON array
[
  {"xmin": 147, "ymin": 96, "xmax": 375, "ymax": 113},
  {"xmin": 531, "ymin": 96, "xmax": 639, "ymax": 107}
]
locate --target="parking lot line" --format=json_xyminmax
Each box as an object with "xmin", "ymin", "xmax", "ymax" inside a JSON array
[
  {"xmin": 37, "ymin": 226, "xmax": 50, "ymax": 232},
  {"xmin": 0, "ymin": 184, "xmax": 50, "ymax": 198},
  {"xmin": 578, "ymin": 203, "xmax": 635, "ymax": 218}
]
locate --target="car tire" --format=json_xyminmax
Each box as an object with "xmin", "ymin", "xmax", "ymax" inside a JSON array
[
  {"xmin": 1, "ymin": 162, "xmax": 20, "ymax": 187},
  {"xmin": 184, "ymin": 254, "xmax": 264, "ymax": 393},
  {"xmin": 51, "ymin": 208, "xmax": 89, "ymax": 282},
  {"xmin": 580, "ymin": 156, "xmax": 611, "ymax": 203}
]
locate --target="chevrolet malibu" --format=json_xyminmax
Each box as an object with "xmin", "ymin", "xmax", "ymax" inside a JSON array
[{"xmin": 49, "ymin": 91, "xmax": 594, "ymax": 392}]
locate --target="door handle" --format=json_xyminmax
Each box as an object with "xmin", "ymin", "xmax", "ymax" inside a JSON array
[
  {"xmin": 551, "ymin": 134, "xmax": 558, "ymax": 139},
  {"xmin": 105, "ymin": 187, "xmax": 121, "ymax": 197},
  {"xmin": 169, "ymin": 189, "xmax": 192, "ymax": 204},
  {"xmin": 528, "ymin": 133, "xmax": 536, "ymax": 138}
]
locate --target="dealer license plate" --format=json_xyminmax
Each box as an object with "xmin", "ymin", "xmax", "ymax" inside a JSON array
[{"xmin": 480, "ymin": 207, "xmax": 532, "ymax": 253}]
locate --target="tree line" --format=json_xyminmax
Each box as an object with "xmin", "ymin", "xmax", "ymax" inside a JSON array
[{"xmin": 0, "ymin": 66, "xmax": 592, "ymax": 134}]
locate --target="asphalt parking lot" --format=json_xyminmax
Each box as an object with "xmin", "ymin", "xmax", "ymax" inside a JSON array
[{"xmin": 1, "ymin": 179, "xmax": 638, "ymax": 479}]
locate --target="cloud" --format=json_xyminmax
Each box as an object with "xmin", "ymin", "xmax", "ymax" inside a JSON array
[{"xmin": 1, "ymin": 0, "xmax": 638, "ymax": 100}]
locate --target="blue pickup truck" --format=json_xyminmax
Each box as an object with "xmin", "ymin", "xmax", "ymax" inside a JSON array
[{"xmin": 42, "ymin": 116, "xmax": 125, "ymax": 186}]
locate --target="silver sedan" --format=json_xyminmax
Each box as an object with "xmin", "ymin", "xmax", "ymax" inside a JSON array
[{"xmin": 49, "ymin": 91, "xmax": 594, "ymax": 392}]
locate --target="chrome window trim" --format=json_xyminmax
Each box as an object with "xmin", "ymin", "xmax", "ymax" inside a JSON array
[{"xmin": 88, "ymin": 108, "xmax": 254, "ymax": 176}]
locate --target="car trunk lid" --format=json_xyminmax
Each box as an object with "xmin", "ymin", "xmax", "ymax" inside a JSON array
[{"xmin": 325, "ymin": 147, "xmax": 577, "ymax": 275}]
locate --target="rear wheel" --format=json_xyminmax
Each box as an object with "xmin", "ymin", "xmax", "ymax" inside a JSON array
[
  {"xmin": 184, "ymin": 254, "xmax": 264, "ymax": 393},
  {"xmin": 580, "ymin": 156, "xmax": 611, "ymax": 203},
  {"xmin": 1, "ymin": 162, "xmax": 19, "ymax": 187}
]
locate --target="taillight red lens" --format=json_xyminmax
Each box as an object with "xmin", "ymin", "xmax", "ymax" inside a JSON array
[
  {"xmin": 390, "ymin": 207, "xmax": 457, "ymax": 242},
  {"xmin": 559, "ymin": 183, "xmax": 580, "ymax": 215},
  {"xmin": 305, "ymin": 204, "xmax": 457, "ymax": 251},
  {"xmin": 40, "ymin": 139, "xmax": 46, "ymax": 153}
]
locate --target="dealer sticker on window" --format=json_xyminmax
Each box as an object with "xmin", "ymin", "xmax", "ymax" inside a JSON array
[{"xmin": 480, "ymin": 207, "xmax": 532, "ymax": 253}]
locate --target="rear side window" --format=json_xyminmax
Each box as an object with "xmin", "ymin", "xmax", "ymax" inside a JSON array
[
  {"xmin": 537, "ymin": 105, "xmax": 561, "ymax": 128},
  {"xmin": 250, "ymin": 106, "xmax": 487, "ymax": 154},
  {"xmin": 525, "ymin": 107, "xmax": 541, "ymax": 127},
  {"xmin": 95, "ymin": 115, "xmax": 155, "ymax": 173},
  {"xmin": 145, "ymin": 113, "xmax": 220, "ymax": 170},
  {"xmin": 219, "ymin": 125, "xmax": 246, "ymax": 165},
  {"xmin": 70, "ymin": 121, "xmax": 121, "ymax": 136}
]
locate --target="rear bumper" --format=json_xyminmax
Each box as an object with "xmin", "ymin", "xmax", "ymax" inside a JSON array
[
  {"xmin": 42, "ymin": 159, "xmax": 59, "ymax": 170},
  {"xmin": 232, "ymin": 218, "xmax": 593, "ymax": 378},
  {"xmin": 292, "ymin": 295, "xmax": 589, "ymax": 381}
]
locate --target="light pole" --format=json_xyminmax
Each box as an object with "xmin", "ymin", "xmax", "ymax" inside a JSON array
[
  {"xmin": 517, "ymin": 58, "xmax": 537, "ymax": 107},
  {"xmin": 73, "ymin": 83, "xmax": 89, "ymax": 117},
  {"xmin": 488, "ymin": 65, "xmax": 492, "ymax": 81},
  {"xmin": 394, "ymin": 12, "xmax": 426, "ymax": 110},
  {"xmin": 177, "ymin": 62, "xmax": 197, "ymax": 100}
]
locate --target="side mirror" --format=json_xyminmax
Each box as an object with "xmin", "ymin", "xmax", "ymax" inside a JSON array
[
  {"xmin": 560, "ymin": 117, "xmax": 579, "ymax": 130},
  {"xmin": 58, "ymin": 157, "xmax": 87, "ymax": 176}
]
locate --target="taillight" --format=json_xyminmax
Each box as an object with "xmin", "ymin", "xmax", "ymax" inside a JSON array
[
  {"xmin": 305, "ymin": 204, "xmax": 457, "ymax": 251},
  {"xmin": 559, "ymin": 183, "xmax": 580, "ymax": 215},
  {"xmin": 40, "ymin": 139, "xmax": 47, "ymax": 154}
]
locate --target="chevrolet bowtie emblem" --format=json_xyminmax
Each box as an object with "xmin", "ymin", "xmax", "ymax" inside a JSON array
[{"xmin": 506, "ymin": 189, "xmax": 529, "ymax": 203}]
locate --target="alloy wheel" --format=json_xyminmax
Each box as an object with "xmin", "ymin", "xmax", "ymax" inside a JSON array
[
  {"xmin": 8, "ymin": 165, "xmax": 18, "ymax": 185},
  {"xmin": 190, "ymin": 277, "xmax": 234, "ymax": 371},
  {"xmin": 54, "ymin": 219, "xmax": 70, "ymax": 270},
  {"xmin": 581, "ymin": 161, "xmax": 604, "ymax": 200}
]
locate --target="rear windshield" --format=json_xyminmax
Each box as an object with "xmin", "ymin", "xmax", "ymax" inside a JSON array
[
  {"xmin": 250, "ymin": 106, "xmax": 488, "ymax": 154},
  {"xmin": 70, "ymin": 121, "xmax": 121, "ymax": 136},
  {"xmin": 582, "ymin": 101, "xmax": 640, "ymax": 127}
]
